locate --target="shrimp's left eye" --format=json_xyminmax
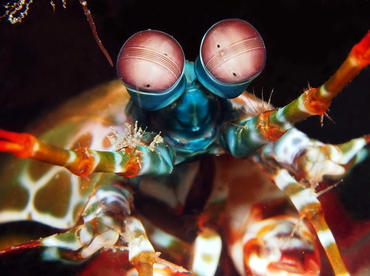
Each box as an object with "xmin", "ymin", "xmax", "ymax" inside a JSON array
[
  {"xmin": 117, "ymin": 30, "xmax": 186, "ymax": 110},
  {"xmin": 195, "ymin": 19, "xmax": 266, "ymax": 98}
]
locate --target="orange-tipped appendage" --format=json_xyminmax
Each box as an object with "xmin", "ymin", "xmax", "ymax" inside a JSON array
[
  {"xmin": 0, "ymin": 129, "xmax": 96, "ymax": 176},
  {"xmin": 0, "ymin": 129, "xmax": 72, "ymax": 163},
  {"xmin": 268, "ymin": 32, "xmax": 370, "ymax": 131},
  {"xmin": 0, "ymin": 129, "xmax": 138, "ymax": 177},
  {"xmin": 352, "ymin": 31, "xmax": 370, "ymax": 64},
  {"xmin": 313, "ymin": 31, "xmax": 370, "ymax": 105},
  {"xmin": 0, "ymin": 129, "xmax": 37, "ymax": 158}
]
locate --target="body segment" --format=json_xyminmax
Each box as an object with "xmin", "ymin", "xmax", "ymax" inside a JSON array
[{"xmin": 0, "ymin": 11, "xmax": 370, "ymax": 276}]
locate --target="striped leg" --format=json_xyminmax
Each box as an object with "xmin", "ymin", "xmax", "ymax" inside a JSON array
[
  {"xmin": 222, "ymin": 31, "xmax": 370, "ymax": 159},
  {"xmin": 253, "ymin": 130, "xmax": 370, "ymax": 275},
  {"xmin": 222, "ymin": 155, "xmax": 320, "ymax": 276},
  {"xmin": 192, "ymin": 190, "xmax": 225, "ymax": 276},
  {"xmin": 271, "ymin": 168, "xmax": 349, "ymax": 276}
]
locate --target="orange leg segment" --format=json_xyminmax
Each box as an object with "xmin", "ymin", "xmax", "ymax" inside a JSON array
[{"xmin": 0, "ymin": 129, "xmax": 134, "ymax": 177}]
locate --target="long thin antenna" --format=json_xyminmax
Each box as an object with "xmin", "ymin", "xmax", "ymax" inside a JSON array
[{"xmin": 79, "ymin": 0, "xmax": 114, "ymax": 66}]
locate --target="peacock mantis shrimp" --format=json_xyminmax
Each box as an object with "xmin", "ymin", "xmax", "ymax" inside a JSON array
[{"xmin": 1, "ymin": 1, "xmax": 370, "ymax": 276}]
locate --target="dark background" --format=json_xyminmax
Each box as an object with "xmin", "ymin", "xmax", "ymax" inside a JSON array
[
  {"xmin": 0, "ymin": 0, "xmax": 370, "ymax": 275},
  {"xmin": 0, "ymin": 0, "xmax": 369, "ymax": 143}
]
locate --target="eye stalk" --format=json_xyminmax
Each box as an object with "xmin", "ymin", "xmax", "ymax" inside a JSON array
[
  {"xmin": 117, "ymin": 30, "xmax": 186, "ymax": 110},
  {"xmin": 195, "ymin": 19, "xmax": 266, "ymax": 99}
]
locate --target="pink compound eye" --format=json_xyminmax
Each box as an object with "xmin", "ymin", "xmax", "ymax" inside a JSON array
[
  {"xmin": 201, "ymin": 19, "xmax": 266, "ymax": 84},
  {"xmin": 117, "ymin": 30, "xmax": 185, "ymax": 92}
]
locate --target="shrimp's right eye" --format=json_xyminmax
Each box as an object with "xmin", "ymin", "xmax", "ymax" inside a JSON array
[{"xmin": 117, "ymin": 30, "xmax": 186, "ymax": 110}]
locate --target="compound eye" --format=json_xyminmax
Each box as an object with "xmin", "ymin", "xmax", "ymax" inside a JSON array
[
  {"xmin": 117, "ymin": 30, "xmax": 185, "ymax": 92},
  {"xmin": 201, "ymin": 19, "xmax": 265, "ymax": 84}
]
